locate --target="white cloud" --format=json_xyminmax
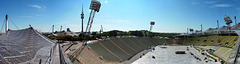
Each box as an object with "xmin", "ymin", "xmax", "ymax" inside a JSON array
[
  {"xmin": 101, "ymin": 0, "xmax": 108, "ymax": 4},
  {"xmin": 213, "ymin": 4, "xmax": 232, "ymax": 7},
  {"xmin": 88, "ymin": 9, "xmax": 91, "ymax": 12},
  {"xmin": 205, "ymin": 1, "xmax": 218, "ymax": 4},
  {"xmin": 104, "ymin": 0, "xmax": 108, "ymax": 4},
  {"xmin": 29, "ymin": 5, "xmax": 42, "ymax": 9}
]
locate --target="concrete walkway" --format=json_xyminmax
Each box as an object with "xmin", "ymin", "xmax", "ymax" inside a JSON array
[{"xmin": 51, "ymin": 44, "xmax": 60, "ymax": 64}]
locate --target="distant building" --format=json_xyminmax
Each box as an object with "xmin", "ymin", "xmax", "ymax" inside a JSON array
[{"xmin": 53, "ymin": 28, "xmax": 78, "ymax": 36}]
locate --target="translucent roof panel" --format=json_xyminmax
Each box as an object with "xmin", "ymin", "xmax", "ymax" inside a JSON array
[{"xmin": 0, "ymin": 27, "xmax": 53, "ymax": 64}]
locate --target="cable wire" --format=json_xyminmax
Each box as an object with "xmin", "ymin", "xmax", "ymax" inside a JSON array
[
  {"xmin": 9, "ymin": 17, "xmax": 19, "ymax": 30},
  {"xmin": 1, "ymin": 19, "xmax": 6, "ymax": 33}
]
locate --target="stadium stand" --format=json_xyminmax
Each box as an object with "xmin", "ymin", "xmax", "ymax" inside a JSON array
[
  {"xmin": 88, "ymin": 37, "xmax": 170, "ymax": 62},
  {"xmin": 83, "ymin": 35, "xmax": 239, "ymax": 63},
  {"xmin": 231, "ymin": 23, "xmax": 240, "ymax": 30},
  {"xmin": 214, "ymin": 47, "xmax": 232, "ymax": 60},
  {"xmin": 183, "ymin": 35, "xmax": 239, "ymax": 61}
]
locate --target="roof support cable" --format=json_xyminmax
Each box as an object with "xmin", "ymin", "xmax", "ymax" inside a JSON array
[
  {"xmin": 0, "ymin": 19, "xmax": 6, "ymax": 34},
  {"xmin": 9, "ymin": 17, "xmax": 19, "ymax": 30},
  {"xmin": 48, "ymin": 28, "xmax": 51, "ymax": 33}
]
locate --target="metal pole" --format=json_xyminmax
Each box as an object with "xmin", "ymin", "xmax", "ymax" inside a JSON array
[
  {"xmin": 201, "ymin": 24, "xmax": 202, "ymax": 32},
  {"xmin": 82, "ymin": 17, "xmax": 84, "ymax": 33},
  {"xmin": 149, "ymin": 25, "xmax": 152, "ymax": 37},
  {"xmin": 52, "ymin": 25, "xmax": 54, "ymax": 33},
  {"xmin": 217, "ymin": 20, "xmax": 219, "ymax": 34},
  {"xmin": 85, "ymin": 10, "xmax": 93, "ymax": 33},
  {"xmin": 81, "ymin": 6, "xmax": 84, "ymax": 33},
  {"xmin": 6, "ymin": 14, "xmax": 8, "ymax": 32},
  {"xmin": 101, "ymin": 25, "xmax": 103, "ymax": 33},
  {"xmin": 60, "ymin": 26, "xmax": 62, "ymax": 31},
  {"xmin": 235, "ymin": 16, "xmax": 237, "ymax": 25},
  {"xmin": 217, "ymin": 20, "xmax": 219, "ymax": 29},
  {"xmin": 88, "ymin": 11, "xmax": 96, "ymax": 35},
  {"xmin": 201, "ymin": 24, "xmax": 203, "ymax": 35},
  {"xmin": 150, "ymin": 25, "xmax": 152, "ymax": 32},
  {"xmin": 228, "ymin": 25, "xmax": 231, "ymax": 36}
]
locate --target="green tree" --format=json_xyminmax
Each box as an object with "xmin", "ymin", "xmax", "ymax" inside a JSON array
[
  {"xmin": 109, "ymin": 30, "xmax": 117, "ymax": 37},
  {"xmin": 48, "ymin": 35, "xmax": 57, "ymax": 40}
]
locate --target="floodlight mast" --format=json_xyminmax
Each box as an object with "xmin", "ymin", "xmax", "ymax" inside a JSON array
[
  {"xmin": 85, "ymin": 10, "xmax": 93, "ymax": 34},
  {"xmin": 85, "ymin": 0, "xmax": 101, "ymax": 35},
  {"xmin": 201, "ymin": 24, "xmax": 203, "ymax": 35},
  {"xmin": 52, "ymin": 25, "xmax": 54, "ymax": 34},
  {"xmin": 235, "ymin": 16, "xmax": 237, "ymax": 25},
  {"xmin": 73, "ymin": 0, "xmax": 101, "ymax": 58},
  {"xmin": 150, "ymin": 21, "xmax": 155, "ymax": 32},
  {"xmin": 217, "ymin": 20, "xmax": 219, "ymax": 34},
  {"xmin": 217, "ymin": 20, "xmax": 219, "ymax": 29},
  {"xmin": 201, "ymin": 24, "xmax": 202, "ymax": 32},
  {"xmin": 149, "ymin": 21, "xmax": 155, "ymax": 37},
  {"xmin": 60, "ymin": 26, "xmax": 62, "ymax": 31},
  {"xmin": 223, "ymin": 15, "xmax": 232, "ymax": 35},
  {"xmin": 100, "ymin": 25, "xmax": 103, "ymax": 33}
]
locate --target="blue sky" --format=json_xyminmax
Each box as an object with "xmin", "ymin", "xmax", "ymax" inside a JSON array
[{"xmin": 0, "ymin": 0, "xmax": 240, "ymax": 33}]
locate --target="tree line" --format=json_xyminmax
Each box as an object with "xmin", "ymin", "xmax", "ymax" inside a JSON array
[{"xmin": 44, "ymin": 30, "xmax": 180, "ymax": 41}]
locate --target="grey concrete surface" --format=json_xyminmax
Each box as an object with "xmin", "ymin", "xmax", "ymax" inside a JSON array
[
  {"xmin": 122, "ymin": 48, "xmax": 151, "ymax": 64},
  {"xmin": 132, "ymin": 46, "xmax": 221, "ymax": 64}
]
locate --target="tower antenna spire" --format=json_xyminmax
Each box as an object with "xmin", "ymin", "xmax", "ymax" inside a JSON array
[{"xmin": 81, "ymin": 4, "xmax": 84, "ymax": 33}]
